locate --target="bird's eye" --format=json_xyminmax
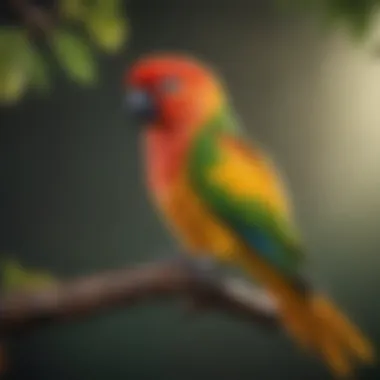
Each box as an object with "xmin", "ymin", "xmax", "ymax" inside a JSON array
[{"xmin": 159, "ymin": 77, "xmax": 180, "ymax": 94}]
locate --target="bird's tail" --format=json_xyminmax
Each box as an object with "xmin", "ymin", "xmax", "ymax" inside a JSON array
[{"xmin": 236, "ymin": 249, "xmax": 375, "ymax": 378}]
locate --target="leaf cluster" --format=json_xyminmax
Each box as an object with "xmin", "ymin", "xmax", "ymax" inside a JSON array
[
  {"xmin": 277, "ymin": 0, "xmax": 380, "ymax": 39},
  {"xmin": 0, "ymin": 0, "xmax": 129, "ymax": 105}
]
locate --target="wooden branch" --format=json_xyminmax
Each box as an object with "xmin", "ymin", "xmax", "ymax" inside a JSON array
[
  {"xmin": 0, "ymin": 259, "xmax": 279, "ymax": 337},
  {"xmin": 10, "ymin": 0, "xmax": 55, "ymax": 37}
]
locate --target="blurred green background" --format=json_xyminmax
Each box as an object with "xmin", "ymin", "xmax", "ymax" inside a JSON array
[{"xmin": 1, "ymin": 0, "xmax": 380, "ymax": 379}]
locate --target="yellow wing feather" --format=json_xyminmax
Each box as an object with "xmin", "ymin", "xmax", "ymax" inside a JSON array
[{"xmin": 209, "ymin": 138, "xmax": 292, "ymax": 217}]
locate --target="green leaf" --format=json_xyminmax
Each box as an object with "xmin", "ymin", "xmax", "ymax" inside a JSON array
[
  {"xmin": 0, "ymin": 27, "xmax": 31, "ymax": 105},
  {"xmin": 347, "ymin": 12, "xmax": 371, "ymax": 41},
  {"xmin": 83, "ymin": 0, "xmax": 128, "ymax": 54},
  {"xmin": 275, "ymin": 0, "xmax": 379, "ymax": 42},
  {"xmin": 26, "ymin": 45, "xmax": 50, "ymax": 94},
  {"xmin": 0, "ymin": 64, "xmax": 28, "ymax": 105},
  {"xmin": 59, "ymin": 0, "xmax": 86, "ymax": 20},
  {"xmin": 91, "ymin": 0, "xmax": 124, "ymax": 14},
  {"xmin": 1, "ymin": 258, "xmax": 56, "ymax": 293},
  {"xmin": 344, "ymin": 0, "xmax": 377, "ymax": 40},
  {"xmin": 51, "ymin": 29, "xmax": 98, "ymax": 85},
  {"xmin": 85, "ymin": 13, "xmax": 129, "ymax": 54}
]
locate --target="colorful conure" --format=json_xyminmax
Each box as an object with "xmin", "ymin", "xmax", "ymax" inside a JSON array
[{"xmin": 124, "ymin": 53, "xmax": 375, "ymax": 378}]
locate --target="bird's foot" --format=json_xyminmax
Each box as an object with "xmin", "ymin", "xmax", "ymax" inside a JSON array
[
  {"xmin": 174, "ymin": 254, "xmax": 221, "ymax": 316},
  {"xmin": 176, "ymin": 254, "xmax": 220, "ymax": 282}
]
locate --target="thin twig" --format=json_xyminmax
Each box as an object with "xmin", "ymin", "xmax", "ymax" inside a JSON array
[{"xmin": 10, "ymin": 0, "xmax": 55, "ymax": 36}]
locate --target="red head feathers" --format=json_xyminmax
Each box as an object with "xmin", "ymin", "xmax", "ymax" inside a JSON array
[{"xmin": 124, "ymin": 53, "xmax": 225, "ymax": 129}]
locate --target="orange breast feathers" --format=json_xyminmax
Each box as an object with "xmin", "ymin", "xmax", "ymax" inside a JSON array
[
  {"xmin": 143, "ymin": 127, "xmax": 191, "ymax": 198},
  {"xmin": 143, "ymin": 129, "xmax": 241, "ymax": 257}
]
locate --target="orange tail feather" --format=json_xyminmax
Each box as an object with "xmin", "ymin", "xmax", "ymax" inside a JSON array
[
  {"xmin": 280, "ymin": 292, "xmax": 375, "ymax": 378},
  {"xmin": 236, "ymin": 249, "xmax": 376, "ymax": 378}
]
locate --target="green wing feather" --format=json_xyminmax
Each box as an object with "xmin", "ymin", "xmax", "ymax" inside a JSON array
[{"xmin": 188, "ymin": 108, "xmax": 305, "ymax": 277}]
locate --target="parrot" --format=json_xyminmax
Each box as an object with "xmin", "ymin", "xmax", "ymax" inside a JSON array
[{"xmin": 123, "ymin": 53, "xmax": 375, "ymax": 378}]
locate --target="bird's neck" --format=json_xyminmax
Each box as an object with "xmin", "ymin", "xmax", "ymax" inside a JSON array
[
  {"xmin": 143, "ymin": 125, "xmax": 189, "ymax": 195},
  {"xmin": 143, "ymin": 106, "xmax": 235, "ymax": 195}
]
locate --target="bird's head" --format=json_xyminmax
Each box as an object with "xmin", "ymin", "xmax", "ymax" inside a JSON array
[{"xmin": 123, "ymin": 53, "xmax": 225, "ymax": 133}]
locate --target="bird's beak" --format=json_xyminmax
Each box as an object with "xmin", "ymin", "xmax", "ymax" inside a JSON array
[{"xmin": 124, "ymin": 87, "xmax": 157, "ymax": 125}]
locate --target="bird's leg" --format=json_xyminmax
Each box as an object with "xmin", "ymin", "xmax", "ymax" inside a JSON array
[
  {"xmin": 176, "ymin": 253, "xmax": 220, "ymax": 282},
  {"xmin": 174, "ymin": 252, "xmax": 222, "ymax": 315},
  {"xmin": 156, "ymin": 245, "xmax": 220, "ymax": 284},
  {"xmin": 156, "ymin": 245, "xmax": 219, "ymax": 278}
]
